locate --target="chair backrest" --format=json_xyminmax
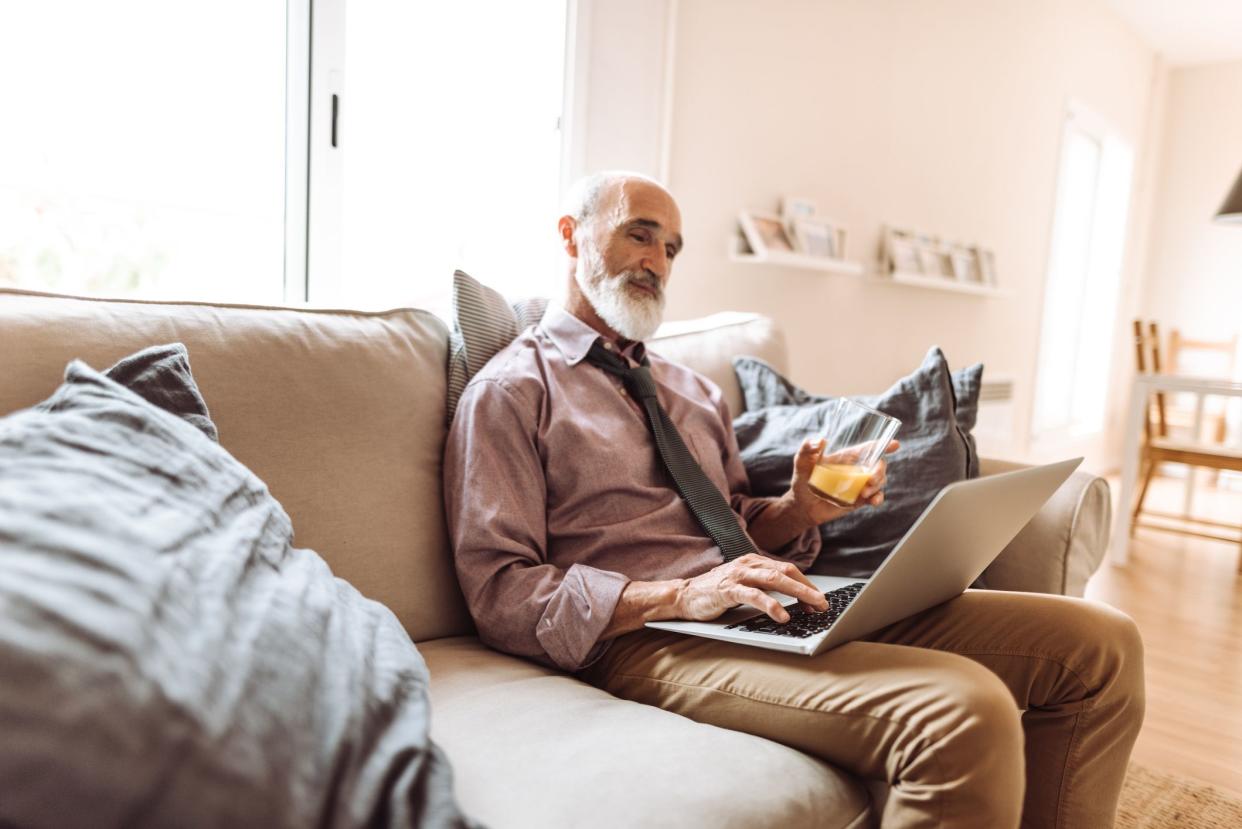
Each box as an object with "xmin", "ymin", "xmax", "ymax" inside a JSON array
[
  {"xmin": 1132, "ymin": 319, "xmax": 1168, "ymax": 440},
  {"xmin": 1168, "ymin": 329, "xmax": 1239, "ymax": 380}
]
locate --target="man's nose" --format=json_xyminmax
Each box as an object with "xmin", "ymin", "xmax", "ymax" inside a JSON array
[{"xmin": 643, "ymin": 248, "xmax": 669, "ymax": 279}]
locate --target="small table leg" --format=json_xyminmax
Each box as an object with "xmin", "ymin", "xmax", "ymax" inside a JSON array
[
  {"xmin": 1111, "ymin": 379, "xmax": 1145, "ymax": 566},
  {"xmin": 1182, "ymin": 395, "xmax": 1207, "ymax": 516}
]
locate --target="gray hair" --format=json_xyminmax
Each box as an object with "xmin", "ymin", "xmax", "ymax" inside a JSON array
[{"xmin": 561, "ymin": 170, "xmax": 664, "ymax": 223}]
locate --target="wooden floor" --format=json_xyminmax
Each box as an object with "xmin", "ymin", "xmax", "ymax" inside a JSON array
[{"xmin": 1086, "ymin": 471, "xmax": 1242, "ymax": 797}]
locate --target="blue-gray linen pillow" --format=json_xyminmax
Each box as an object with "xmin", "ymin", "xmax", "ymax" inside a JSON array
[
  {"xmin": 0, "ymin": 350, "xmax": 470, "ymax": 829},
  {"xmin": 732, "ymin": 348, "xmax": 983, "ymax": 578}
]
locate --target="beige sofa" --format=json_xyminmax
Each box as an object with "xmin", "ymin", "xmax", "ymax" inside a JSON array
[{"xmin": 0, "ymin": 290, "xmax": 1111, "ymax": 828}]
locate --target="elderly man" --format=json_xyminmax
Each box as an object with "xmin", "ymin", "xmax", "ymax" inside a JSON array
[{"xmin": 444, "ymin": 171, "xmax": 1143, "ymax": 828}]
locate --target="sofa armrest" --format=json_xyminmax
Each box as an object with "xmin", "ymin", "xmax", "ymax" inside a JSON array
[{"xmin": 977, "ymin": 458, "xmax": 1111, "ymax": 597}]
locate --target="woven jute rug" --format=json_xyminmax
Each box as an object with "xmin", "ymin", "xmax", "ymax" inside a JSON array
[{"xmin": 1115, "ymin": 764, "xmax": 1242, "ymax": 828}]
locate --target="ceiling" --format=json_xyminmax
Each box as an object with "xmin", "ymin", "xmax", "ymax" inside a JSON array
[{"xmin": 1101, "ymin": 0, "xmax": 1242, "ymax": 65}]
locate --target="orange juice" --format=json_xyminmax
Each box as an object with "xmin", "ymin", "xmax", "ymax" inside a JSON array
[{"xmin": 809, "ymin": 463, "xmax": 873, "ymax": 506}]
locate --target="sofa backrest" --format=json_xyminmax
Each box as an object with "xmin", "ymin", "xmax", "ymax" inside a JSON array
[
  {"xmin": 0, "ymin": 289, "xmax": 474, "ymax": 642},
  {"xmin": 1, "ymin": 291, "xmax": 792, "ymax": 645},
  {"xmin": 649, "ymin": 312, "xmax": 789, "ymax": 418}
]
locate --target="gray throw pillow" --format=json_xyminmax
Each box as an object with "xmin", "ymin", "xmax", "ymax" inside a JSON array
[
  {"xmin": 103, "ymin": 342, "xmax": 218, "ymax": 441},
  {"xmin": 0, "ymin": 357, "xmax": 470, "ymax": 829},
  {"xmin": 446, "ymin": 269, "xmax": 549, "ymax": 422},
  {"xmin": 732, "ymin": 348, "xmax": 983, "ymax": 578}
]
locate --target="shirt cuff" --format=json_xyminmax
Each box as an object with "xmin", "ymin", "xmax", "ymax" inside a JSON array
[{"xmin": 535, "ymin": 563, "xmax": 631, "ymax": 672}]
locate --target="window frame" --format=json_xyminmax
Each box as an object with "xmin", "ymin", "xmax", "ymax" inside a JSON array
[{"xmin": 284, "ymin": 0, "xmax": 313, "ymax": 303}]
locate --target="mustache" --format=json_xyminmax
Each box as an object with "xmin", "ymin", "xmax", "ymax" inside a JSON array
[{"xmin": 622, "ymin": 270, "xmax": 664, "ymax": 299}]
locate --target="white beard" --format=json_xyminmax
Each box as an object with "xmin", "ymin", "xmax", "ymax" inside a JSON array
[{"xmin": 574, "ymin": 255, "xmax": 666, "ymax": 342}]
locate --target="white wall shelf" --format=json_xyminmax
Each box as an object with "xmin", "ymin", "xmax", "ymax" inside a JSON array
[
  {"xmin": 727, "ymin": 243, "xmax": 864, "ymax": 276},
  {"xmin": 870, "ymin": 270, "xmax": 1005, "ymax": 297}
]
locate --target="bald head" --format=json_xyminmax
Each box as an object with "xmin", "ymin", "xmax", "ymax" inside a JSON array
[{"xmin": 562, "ymin": 170, "xmax": 670, "ymax": 225}]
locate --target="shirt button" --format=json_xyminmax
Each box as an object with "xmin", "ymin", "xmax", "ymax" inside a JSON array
[{"xmin": 603, "ymin": 342, "xmax": 614, "ymax": 351}]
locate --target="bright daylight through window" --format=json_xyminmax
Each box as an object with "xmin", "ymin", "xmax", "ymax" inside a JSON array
[
  {"xmin": 0, "ymin": 1, "xmax": 287, "ymax": 304},
  {"xmin": 332, "ymin": 1, "xmax": 568, "ymax": 312},
  {"xmin": 1032, "ymin": 106, "xmax": 1134, "ymax": 445},
  {"xmin": 0, "ymin": 1, "xmax": 569, "ymax": 311}
]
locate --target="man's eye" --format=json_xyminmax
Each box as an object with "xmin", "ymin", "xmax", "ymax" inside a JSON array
[
  {"xmin": 665, "ymin": 245, "xmax": 676, "ymax": 260},
  {"xmin": 630, "ymin": 231, "xmax": 649, "ymax": 244}
]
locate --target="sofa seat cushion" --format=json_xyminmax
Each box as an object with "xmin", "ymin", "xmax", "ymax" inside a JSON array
[{"xmin": 420, "ymin": 637, "xmax": 873, "ymax": 829}]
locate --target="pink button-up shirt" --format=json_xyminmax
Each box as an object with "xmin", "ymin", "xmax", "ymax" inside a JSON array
[{"xmin": 443, "ymin": 305, "xmax": 821, "ymax": 672}]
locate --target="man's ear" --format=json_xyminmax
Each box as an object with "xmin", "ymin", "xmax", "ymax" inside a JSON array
[{"xmin": 557, "ymin": 215, "xmax": 579, "ymax": 259}]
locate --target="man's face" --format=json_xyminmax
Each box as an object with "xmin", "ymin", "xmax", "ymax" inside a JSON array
[{"xmin": 573, "ymin": 180, "xmax": 684, "ymax": 342}]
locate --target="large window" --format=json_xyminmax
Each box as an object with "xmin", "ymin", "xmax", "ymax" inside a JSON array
[
  {"xmin": 0, "ymin": 2, "xmax": 288, "ymax": 303},
  {"xmin": 316, "ymin": 0, "xmax": 569, "ymax": 311},
  {"xmin": 1031, "ymin": 104, "xmax": 1134, "ymax": 443},
  {"xmin": 0, "ymin": 1, "xmax": 569, "ymax": 311}
]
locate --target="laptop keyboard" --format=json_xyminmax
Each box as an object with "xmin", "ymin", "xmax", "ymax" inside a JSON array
[{"xmin": 723, "ymin": 581, "xmax": 866, "ymax": 639}]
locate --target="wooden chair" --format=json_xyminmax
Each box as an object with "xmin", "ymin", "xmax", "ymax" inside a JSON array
[
  {"xmin": 1166, "ymin": 329, "xmax": 1237, "ymax": 466},
  {"xmin": 1149, "ymin": 326, "xmax": 1237, "ymax": 491},
  {"xmin": 1131, "ymin": 320, "xmax": 1242, "ymax": 567}
]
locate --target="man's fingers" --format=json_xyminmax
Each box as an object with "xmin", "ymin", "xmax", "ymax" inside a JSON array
[
  {"xmin": 732, "ymin": 586, "xmax": 790, "ymax": 623},
  {"xmin": 858, "ymin": 459, "xmax": 887, "ymax": 500},
  {"xmin": 740, "ymin": 568, "xmax": 827, "ymax": 610},
  {"xmin": 778, "ymin": 561, "xmax": 826, "ymax": 601},
  {"xmin": 793, "ymin": 438, "xmax": 824, "ymax": 475}
]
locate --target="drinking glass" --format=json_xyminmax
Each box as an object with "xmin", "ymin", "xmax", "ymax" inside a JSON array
[{"xmin": 808, "ymin": 398, "xmax": 902, "ymax": 507}]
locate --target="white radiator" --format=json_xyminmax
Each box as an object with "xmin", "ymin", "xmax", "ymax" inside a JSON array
[{"xmin": 974, "ymin": 375, "xmax": 1015, "ymax": 456}]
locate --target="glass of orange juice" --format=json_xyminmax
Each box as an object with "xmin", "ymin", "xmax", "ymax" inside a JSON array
[{"xmin": 808, "ymin": 398, "xmax": 901, "ymax": 507}]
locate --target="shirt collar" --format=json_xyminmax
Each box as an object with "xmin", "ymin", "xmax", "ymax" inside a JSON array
[{"xmin": 541, "ymin": 303, "xmax": 645, "ymax": 367}]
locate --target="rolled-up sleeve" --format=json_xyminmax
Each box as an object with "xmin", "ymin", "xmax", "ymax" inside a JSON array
[
  {"xmin": 444, "ymin": 379, "xmax": 630, "ymax": 672},
  {"xmin": 708, "ymin": 388, "xmax": 822, "ymax": 570}
]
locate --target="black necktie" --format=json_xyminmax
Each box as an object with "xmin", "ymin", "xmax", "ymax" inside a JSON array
[{"xmin": 584, "ymin": 339, "xmax": 757, "ymax": 562}]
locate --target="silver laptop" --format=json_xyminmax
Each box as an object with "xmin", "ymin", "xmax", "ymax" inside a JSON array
[{"xmin": 645, "ymin": 457, "xmax": 1083, "ymax": 656}]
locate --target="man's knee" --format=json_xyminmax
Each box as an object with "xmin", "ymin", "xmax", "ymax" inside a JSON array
[
  {"xmin": 1097, "ymin": 603, "xmax": 1143, "ymax": 668},
  {"xmin": 1088, "ymin": 602, "xmax": 1146, "ymax": 724},
  {"xmin": 1062, "ymin": 600, "xmax": 1145, "ymax": 699}
]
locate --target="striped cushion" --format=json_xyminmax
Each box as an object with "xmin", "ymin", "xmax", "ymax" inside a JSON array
[{"xmin": 446, "ymin": 269, "xmax": 548, "ymax": 422}]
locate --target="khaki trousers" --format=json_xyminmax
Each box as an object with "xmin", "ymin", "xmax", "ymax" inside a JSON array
[{"xmin": 581, "ymin": 591, "xmax": 1144, "ymax": 828}]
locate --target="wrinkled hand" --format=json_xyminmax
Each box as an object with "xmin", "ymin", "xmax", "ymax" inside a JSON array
[
  {"xmin": 788, "ymin": 438, "xmax": 900, "ymax": 527},
  {"xmin": 675, "ymin": 553, "xmax": 828, "ymax": 624}
]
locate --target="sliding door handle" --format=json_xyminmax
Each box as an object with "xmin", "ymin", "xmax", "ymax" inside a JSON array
[{"xmin": 331, "ymin": 93, "xmax": 339, "ymax": 148}]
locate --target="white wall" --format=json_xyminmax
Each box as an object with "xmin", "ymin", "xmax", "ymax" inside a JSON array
[
  {"xmin": 646, "ymin": 0, "xmax": 1159, "ymax": 468},
  {"xmin": 1140, "ymin": 59, "xmax": 1242, "ymax": 351}
]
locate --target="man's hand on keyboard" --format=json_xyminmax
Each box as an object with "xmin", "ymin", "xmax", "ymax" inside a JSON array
[{"xmin": 674, "ymin": 553, "xmax": 829, "ymax": 624}]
